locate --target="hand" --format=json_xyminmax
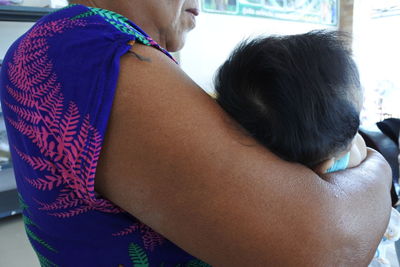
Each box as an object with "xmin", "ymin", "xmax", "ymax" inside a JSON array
[
  {"xmin": 347, "ymin": 132, "xmax": 367, "ymax": 168},
  {"xmin": 322, "ymin": 148, "xmax": 392, "ymax": 264}
]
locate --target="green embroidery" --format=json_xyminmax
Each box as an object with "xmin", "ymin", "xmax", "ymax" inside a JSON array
[
  {"xmin": 186, "ymin": 260, "xmax": 213, "ymax": 267},
  {"xmin": 128, "ymin": 243, "xmax": 149, "ymax": 267},
  {"xmin": 35, "ymin": 248, "xmax": 58, "ymax": 267},
  {"xmin": 22, "ymin": 214, "xmax": 36, "ymax": 227},
  {"xmin": 73, "ymin": 8, "xmax": 126, "ymax": 21},
  {"xmin": 25, "ymin": 226, "xmax": 58, "ymax": 253},
  {"xmin": 71, "ymin": 7, "xmax": 150, "ymax": 45},
  {"xmin": 18, "ymin": 193, "xmax": 29, "ymax": 211},
  {"xmin": 19, "ymin": 194, "xmax": 58, "ymax": 267},
  {"xmin": 108, "ymin": 20, "xmax": 149, "ymax": 45}
]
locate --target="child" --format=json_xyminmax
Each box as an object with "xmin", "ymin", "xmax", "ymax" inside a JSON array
[{"xmin": 214, "ymin": 30, "xmax": 399, "ymax": 266}]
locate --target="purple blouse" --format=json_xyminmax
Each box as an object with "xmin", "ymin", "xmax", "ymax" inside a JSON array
[{"xmin": 0, "ymin": 4, "xmax": 210, "ymax": 267}]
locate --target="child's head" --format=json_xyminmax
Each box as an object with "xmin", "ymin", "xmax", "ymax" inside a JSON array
[{"xmin": 215, "ymin": 31, "xmax": 362, "ymax": 170}]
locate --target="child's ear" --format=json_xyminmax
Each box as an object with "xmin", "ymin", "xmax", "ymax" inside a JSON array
[{"xmin": 312, "ymin": 158, "xmax": 335, "ymax": 175}]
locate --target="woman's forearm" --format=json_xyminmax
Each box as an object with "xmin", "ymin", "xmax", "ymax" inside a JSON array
[
  {"xmin": 319, "ymin": 148, "xmax": 392, "ymax": 265},
  {"xmin": 96, "ymin": 45, "xmax": 392, "ymax": 266}
]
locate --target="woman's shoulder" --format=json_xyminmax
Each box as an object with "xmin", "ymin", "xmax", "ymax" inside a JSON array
[
  {"xmin": 37, "ymin": 5, "xmax": 135, "ymax": 43},
  {"xmin": 17, "ymin": 4, "xmax": 176, "ymax": 71},
  {"xmin": 22, "ymin": 4, "xmax": 157, "ymax": 54}
]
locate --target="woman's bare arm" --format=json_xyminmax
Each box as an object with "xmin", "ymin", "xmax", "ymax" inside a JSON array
[{"xmin": 95, "ymin": 44, "xmax": 392, "ymax": 266}]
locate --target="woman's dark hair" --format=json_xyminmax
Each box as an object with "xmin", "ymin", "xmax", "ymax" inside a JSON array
[{"xmin": 215, "ymin": 31, "xmax": 361, "ymax": 167}]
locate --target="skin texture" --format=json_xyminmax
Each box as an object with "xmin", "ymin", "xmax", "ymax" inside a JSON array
[{"xmin": 72, "ymin": 0, "xmax": 392, "ymax": 265}]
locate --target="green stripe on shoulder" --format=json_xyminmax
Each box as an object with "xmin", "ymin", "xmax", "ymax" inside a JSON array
[{"xmin": 71, "ymin": 7, "xmax": 150, "ymax": 45}]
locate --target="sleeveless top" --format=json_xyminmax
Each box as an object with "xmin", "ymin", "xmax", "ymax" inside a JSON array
[{"xmin": 0, "ymin": 4, "xmax": 211, "ymax": 267}]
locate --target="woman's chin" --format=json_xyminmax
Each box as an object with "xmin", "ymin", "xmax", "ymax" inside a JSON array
[{"xmin": 167, "ymin": 37, "xmax": 186, "ymax": 53}]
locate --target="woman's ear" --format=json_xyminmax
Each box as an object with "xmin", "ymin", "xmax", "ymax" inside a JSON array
[{"xmin": 313, "ymin": 158, "xmax": 335, "ymax": 175}]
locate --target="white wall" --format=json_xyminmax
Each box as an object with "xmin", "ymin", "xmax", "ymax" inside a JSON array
[
  {"xmin": 0, "ymin": 21, "xmax": 34, "ymax": 60},
  {"xmin": 180, "ymin": 12, "xmax": 336, "ymax": 93},
  {"xmin": 353, "ymin": 0, "xmax": 400, "ymax": 125}
]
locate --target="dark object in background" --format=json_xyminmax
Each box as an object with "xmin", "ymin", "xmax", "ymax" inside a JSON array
[
  {"xmin": 359, "ymin": 119, "xmax": 400, "ymax": 207},
  {"xmin": 377, "ymin": 118, "xmax": 400, "ymax": 146}
]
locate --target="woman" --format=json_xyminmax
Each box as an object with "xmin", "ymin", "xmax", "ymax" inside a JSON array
[{"xmin": 0, "ymin": 0, "xmax": 392, "ymax": 266}]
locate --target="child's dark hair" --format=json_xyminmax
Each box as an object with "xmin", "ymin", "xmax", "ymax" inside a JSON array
[{"xmin": 215, "ymin": 31, "xmax": 361, "ymax": 167}]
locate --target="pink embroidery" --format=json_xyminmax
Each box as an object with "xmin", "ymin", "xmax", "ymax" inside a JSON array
[
  {"xmin": 5, "ymin": 18, "xmax": 122, "ymax": 218},
  {"xmin": 34, "ymin": 189, "xmax": 84, "ymax": 211},
  {"xmin": 113, "ymin": 223, "xmax": 165, "ymax": 251},
  {"xmin": 142, "ymin": 226, "xmax": 165, "ymax": 251},
  {"xmin": 112, "ymin": 224, "xmax": 141, "ymax": 237}
]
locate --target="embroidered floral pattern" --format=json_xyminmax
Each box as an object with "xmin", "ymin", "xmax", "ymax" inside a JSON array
[
  {"xmin": 19, "ymin": 194, "xmax": 58, "ymax": 267},
  {"xmin": 113, "ymin": 223, "xmax": 165, "ymax": 251},
  {"xmin": 0, "ymin": 4, "xmax": 209, "ymax": 266},
  {"xmin": 71, "ymin": 6, "xmax": 177, "ymax": 63},
  {"xmin": 6, "ymin": 17, "xmax": 121, "ymax": 218},
  {"xmin": 72, "ymin": 7, "xmax": 150, "ymax": 45},
  {"xmin": 129, "ymin": 243, "xmax": 149, "ymax": 267}
]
